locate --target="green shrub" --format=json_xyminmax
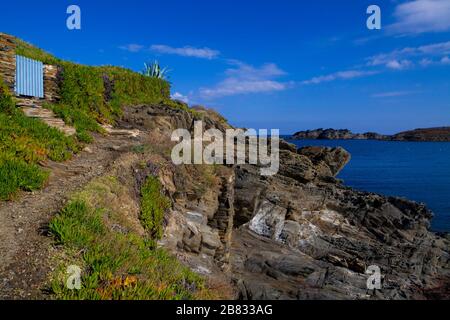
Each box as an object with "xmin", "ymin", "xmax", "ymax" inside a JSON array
[
  {"xmin": 9, "ymin": 113, "xmax": 79, "ymax": 161},
  {"xmin": 76, "ymin": 131, "xmax": 94, "ymax": 143},
  {"xmin": 43, "ymin": 64, "xmax": 170, "ymax": 138},
  {"xmin": 49, "ymin": 200, "xmax": 105, "ymax": 248},
  {"xmin": 101, "ymin": 66, "xmax": 171, "ymax": 109},
  {"xmin": 59, "ymin": 63, "xmax": 113, "ymax": 123},
  {"xmin": 142, "ymin": 61, "xmax": 170, "ymax": 80},
  {"xmin": 46, "ymin": 102, "xmax": 103, "ymax": 142},
  {"xmin": 140, "ymin": 176, "xmax": 171, "ymax": 240},
  {"xmin": 15, "ymin": 38, "xmax": 61, "ymax": 65},
  {"xmin": 0, "ymin": 156, "xmax": 49, "ymax": 200},
  {"xmin": 0, "ymin": 82, "xmax": 15, "ymax": 114}
]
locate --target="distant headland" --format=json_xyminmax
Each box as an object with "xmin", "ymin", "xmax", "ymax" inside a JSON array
[{"xmin": 290, "ymin": 127, "xmax": 450, "ymax": 142}]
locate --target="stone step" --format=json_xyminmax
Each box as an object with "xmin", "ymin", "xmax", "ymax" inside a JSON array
[
  {"xmin": 21, "ymin": 107, "xmax": 55, "ymax": 118},
  {"xmin": 101, "ymin": 124, "xmax": 141, "ymax": 138},
  {"xmin": 18, "ymin": 104, "xmax": 77, "ymax": 137}
]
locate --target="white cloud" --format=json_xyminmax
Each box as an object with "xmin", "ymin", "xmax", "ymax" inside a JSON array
[
  {"xmin": 200, "ymin": 79, "xmax": 287, "ymax": 98},
  {"xmin": 150, "ymin": 44, "xmax": 220, "ymax": 59},
  {"xmin": 119, "ymin": 44, "xmax": 145, "ymax": 53},
  {"xmin": 386, "ymin": 59, "xmax": 413, "ymax": 70},
  {"xmin": 303, "ymin": 41, "xmax": 450, "ymax": 87},
  {"xmin": 301, "ymin": 70, "xmax": 378, "ymax": 85},
  {"xmin": 418, "ymin": 56, "xmax": 450, "ymax": 66},
  {"xmin": 367, "ymin": 40, "xmax": 450, "ymax": 68},
  {"xmin": 419, "ymin": 58, "xmax": 433, "ymax": 66},
  {"xmin": 417, "ymin": 41, "xmax": 450, "ymax": 55},
  {"xmin": 225, "ymin": 60, "xmax": 286, "ymax": 79},
  {"xmin": 171, "ymin": 92, "xmax": 190, "ymax": 103},
  {"xmin": 371, "ymin": 91, "xmax": 419, "ymax": 98},
  {"xmin": 441, "ymin": 56, "xmax": 450, "ymax": 64},
  {"xmin": 388, "ymin": 0, "xmax": 450, "ymax": 35},
  {"xmin": 199, "ymin": 62, "xmax": 289, "ymax": 99}
]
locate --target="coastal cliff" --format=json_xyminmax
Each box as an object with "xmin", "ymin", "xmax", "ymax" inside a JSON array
[
  {"xmin": 292, "ymin": 127, "xmax": 450, "ymax": 142},
  {"xmin": 119, "ymin": 104, "xmax": 450, "ymax": 300}
]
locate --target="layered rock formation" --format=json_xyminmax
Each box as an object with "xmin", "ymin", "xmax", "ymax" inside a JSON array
[
  {"xmin": 0, "ymin": 33, "xmax": 16, "ymax": 92},
  {"xmin": 119, "ymin": 103, "xmax": 450, "ymax": 300},
  {"xmin": 232, "ymin": 150, "xmax": 449, "ymax": 299}
]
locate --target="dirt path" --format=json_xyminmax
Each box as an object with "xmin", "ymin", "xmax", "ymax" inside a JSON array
[{"xmin": 0, "ymin": 131, "xmax": 143, "ymax": 299}]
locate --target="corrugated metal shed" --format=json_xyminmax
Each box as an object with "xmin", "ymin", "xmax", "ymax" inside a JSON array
[{"xmin": 15, "ymin": 55, "xmax": 44, "ymax": 98}]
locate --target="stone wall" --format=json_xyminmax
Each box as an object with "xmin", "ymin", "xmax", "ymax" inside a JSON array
[
  {"xmin": 0, "ymin": 33, "xmax": 17, "ymax": 91},
  {"xmin": 0, "ymin": 33, "xmax": 60, "ymax": 102},
  {"xmin": 43, "ymin": 64, "xmax": 60, "ymax": 102}
]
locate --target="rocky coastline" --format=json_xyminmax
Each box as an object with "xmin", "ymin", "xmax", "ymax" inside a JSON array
[{"xmin": 120, "ymin": 104, "xmax": 450, "ymax": 300}]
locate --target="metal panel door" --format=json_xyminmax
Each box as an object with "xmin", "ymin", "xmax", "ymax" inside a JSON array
[{"xmin": 15, "ymin": 55, "xmax": 44, "ymax": 98}]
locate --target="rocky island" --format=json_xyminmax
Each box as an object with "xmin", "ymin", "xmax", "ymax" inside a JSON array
[{"xmin": 292, "ymin": 127, "xmax": 450, "ymax": 142}]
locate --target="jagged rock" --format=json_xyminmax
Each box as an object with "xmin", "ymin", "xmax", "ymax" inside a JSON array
[
  {"xmin": 182, "ymin": 222, "xmax": 202, "ymax": 253},
  {"xmin": 279, "ymin": 139, "xmax": 298, "ymax": 153},
  {"xmin": 199, "ymin": 225, "xmax": 222, "ymax": 251},
  {"xmin": 298, "ymin": 146, "xmax": 351, "ymax": 176},
  {"xmin": 278, "ymin": 150, "xmax": 318, "ymax": 183},
  {"xmin": 186, "ymin": 211, "xmax": 207, "ymax": 225}
]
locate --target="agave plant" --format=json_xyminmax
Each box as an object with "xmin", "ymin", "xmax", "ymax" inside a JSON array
[{"xmin": 142, "ymin": 61, "xmax": 170, "ymax": 80}]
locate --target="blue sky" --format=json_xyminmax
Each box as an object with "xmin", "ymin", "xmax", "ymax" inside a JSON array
[{"xmin": 1, "ymin": 0, "xmax": 449, "ymax": 134}]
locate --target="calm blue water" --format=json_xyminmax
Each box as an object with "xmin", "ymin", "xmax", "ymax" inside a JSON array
[{"xmin": 289, "ymin": 139, "xmax": 450, "ymax": 232}]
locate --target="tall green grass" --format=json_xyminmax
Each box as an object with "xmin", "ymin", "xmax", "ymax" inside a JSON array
[{"xmin": 140, "ymin": 176, "xmax": 171, "ymax": 241}]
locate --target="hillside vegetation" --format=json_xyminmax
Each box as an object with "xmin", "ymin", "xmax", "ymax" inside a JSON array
[
  {"xmin": 0, "ymin": 77, "xmax": 80, "ymax": 200},
  {"xmin": 0, "ymin": 36, "xmax": 226, "ymax": 300},
  {"xmin": 16, "ymin": 39, "xmax": 171, "ymax": 140}
]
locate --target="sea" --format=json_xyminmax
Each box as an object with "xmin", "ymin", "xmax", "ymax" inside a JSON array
[{"xmin": 288, "ymin": 138, "xmax": 450, "ymax": 233}]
